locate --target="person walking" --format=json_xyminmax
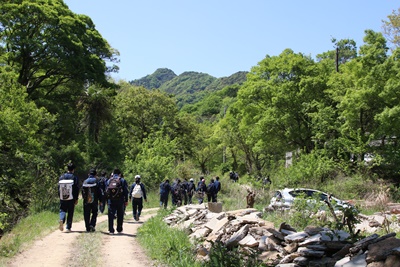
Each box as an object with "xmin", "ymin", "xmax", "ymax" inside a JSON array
[
  {"xmin": 81, "ymin": 169, "xmax": 103, "ymax": 232},
  {"xmin": 159, "ymin": 179, "xmax": 171, "ymax": 209},
  {"xmin": 187, "ymin": 178, "xmax": 196, "ymax": 204},
  {"xmin": 181, "ymin": 178, "xmax": 189, "ymax": 205},
  {"xmin": 105, "ymin": 168, "xmax": 128, "ymax": 234},
  {"xmin": 214, "ymin": 176, "xmax": 221, "ymax": 202},
  {"xmin": 206, "ymin": 178, "xmax": 216, "ymax": 202},
  {"xmin": 196, "ymin": 177, "xmax": 207, "ymax": 204},
  {"xmin": 98, "ymin": 171, "xmax": 107, "ymax": 214},
  {"xmin": 129, "ymin": 175, "xmax": 147, "ymax": 221},
  {"xmin": 58, "ymin": 162, "xmax": 80, "ymax": 232}
]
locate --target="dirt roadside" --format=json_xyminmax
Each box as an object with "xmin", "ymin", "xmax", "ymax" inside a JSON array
[{"xmin": 7, "ymin": 208, "xmax": 159, "ymax": 267}]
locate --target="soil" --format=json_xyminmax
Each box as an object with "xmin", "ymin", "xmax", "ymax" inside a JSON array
[{"xmin": 7, "ymin": 208, "xmax": 159, "ymax": 267}]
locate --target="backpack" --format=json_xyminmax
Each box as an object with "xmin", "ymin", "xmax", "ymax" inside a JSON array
[
  {"xmin": 82, "ymin": 179, "xmax": 97, "ymax": 204},
  {"xmin": 131, "ymin": 184, "xmax": 143, "ymax": 198},
  {"xmin": 207, "ymin": 183, "xmax": 214, "ymax": 194},
  {"xmin": 187, "ymin": 182, "xmax": 195, "ymax": 195},
  {"xmin": 59, "ymin": 175, "xmax": 74, "ymax": 201},
  {"xmin": 173, "ymin": 183, "xmax": 181, "ymax": 196},
  {"xmin": 106, "ymin": 177, "xmax": 123, "ymax": 200}
]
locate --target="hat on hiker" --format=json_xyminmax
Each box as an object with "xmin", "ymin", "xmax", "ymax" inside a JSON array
[
  {"xmin": 135, "ymin": 175, "xmax": 141, "ymax": 180},
  {"xmin": 190, "ymin": 178, "xmax": 193, "ymax": 181},
  {"xmin": 89, "ymin": 169, "xmax": 97, "ymax": 175}
]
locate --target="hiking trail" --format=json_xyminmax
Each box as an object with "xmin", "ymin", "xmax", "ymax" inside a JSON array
[{"xmin": 7, "ymin": 208, "xmax": 159, "ymax": 267}]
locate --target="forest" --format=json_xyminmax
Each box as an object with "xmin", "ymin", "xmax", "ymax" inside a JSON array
[{"xmin": 1, "ymin": 0, "xmax": 400, "ymax": 233}]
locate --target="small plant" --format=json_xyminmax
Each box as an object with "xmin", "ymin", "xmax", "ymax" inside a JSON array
[{"xmin": 206, "ymin": 241, "xmax": 267, "ymax": 267}]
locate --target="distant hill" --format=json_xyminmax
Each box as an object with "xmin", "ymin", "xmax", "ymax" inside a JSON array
[
  {"xmin": 129, "ymin": 68, "xmax": 248, "ymax": 108},
  {"xmin": 129, "ymin": 68, "xmax": 177, "ymax": 89}
]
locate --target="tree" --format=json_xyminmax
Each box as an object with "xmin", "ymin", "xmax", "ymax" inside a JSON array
[
  {"xmin": 317, "ymin": 38, "xmax": 357, "ymax": 72},
  {"xmin": 382, "ymin": 8, "xmax": 400, "ymax": 51},
  {"xmin": 114, "ymin": 82, "xmax": 180, "ymax": 161},
  {"xmin": 0, "ymin": 67, "xmax": 54, "ymax": 228},
  {"xmin": 0, "ymin": 0, "xmax": 119, "ymax": 98},
  {"xmin": 77, "ymin": 84, "xmax": 115, "ymax": 165},
  {"xmin": 328, "ymin": 30, "xmax": 389, "ymax": 164}
]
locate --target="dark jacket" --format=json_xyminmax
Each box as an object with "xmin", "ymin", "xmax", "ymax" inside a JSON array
[
  {"xmin": 187, "ymin": 181, "xmax": 196, "ymax": 195},
  {"xmin": 207, "ymin": 182, "xmax": 216, "ymax": 195},
  {"xmin": 159, "ymin": 181, "xmax": 171, "ymax": 196},
  {"xmin": 214, "ymin": 180, "xmax": 221, "ymax": 192},
  {"xmin": 81, "ymin": 176, "xmax": 103, "ymax": 204},
  {"xmin": 129, "ymin": 182, "xmax": 147, "ymax": 201},
  {"xmin": 59, "ymin": 172, "xmax": 79, "ymax": 202},
  {"xmin": 106, "ymin": 175, "xmax": 129, "ymax": 203},
  {"xmin": 197, "ymin": 181, "xmax": 207, "ymax": 193}
]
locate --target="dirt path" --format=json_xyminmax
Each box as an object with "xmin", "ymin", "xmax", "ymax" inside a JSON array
[{"xmin": 7, "ymin": 208, "xmax": 159, "ymax": 267}]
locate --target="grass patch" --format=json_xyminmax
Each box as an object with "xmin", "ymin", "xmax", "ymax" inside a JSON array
[
  {"xmin": 137, "ymin": 208, "xmax": 201, "ymax": 267},
  {"xmin": 0, "ymin": 198, "xmax": 87, "ymax": 261},
  {"xmin": 68, "ymin": 221, "xmax": 108, "ymax": 267},
  {"xmin": 0, "ymin": 211, "xmax": 57, "ymax": 259}
]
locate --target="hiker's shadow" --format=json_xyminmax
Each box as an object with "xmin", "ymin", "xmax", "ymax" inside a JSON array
[
  {"xmin": 101, "ymin": 231, "xmax": 136, "ymax": 237},
  {"xmin": 125, "ymin": 221, "xmax": 144, "ymax": 224}
]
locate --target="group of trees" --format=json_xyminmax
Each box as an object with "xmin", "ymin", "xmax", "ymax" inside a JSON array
[{"xmin": 1, "ymin": 0, "xmax": 400, "ymax": 231}]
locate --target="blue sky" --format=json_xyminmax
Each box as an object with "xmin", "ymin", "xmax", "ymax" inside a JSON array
[{"xmin": 64, "ymin": 1, "xmax": 399, "ymax": 81}]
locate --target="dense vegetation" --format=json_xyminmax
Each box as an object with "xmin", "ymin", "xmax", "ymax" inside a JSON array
[{"xmin": 1, "ymin": 0, "xmax": 400, "ymax": 235}]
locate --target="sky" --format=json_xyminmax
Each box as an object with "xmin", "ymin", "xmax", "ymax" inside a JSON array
[{"xmin": 64, "ymin": 1, "xmax": 399, "ymax": 82}]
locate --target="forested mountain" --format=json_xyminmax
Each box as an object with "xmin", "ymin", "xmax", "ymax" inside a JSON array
[
  {"xmin": 130, "ymin": 69, "xmax": 247, "ymax": 108},
  {"xmin": 129, "ymin": 68, "xmax": 177, "ymax": 89}
]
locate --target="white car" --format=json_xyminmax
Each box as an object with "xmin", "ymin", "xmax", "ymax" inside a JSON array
[{"xmin": 268, "ymin": 188, "xmax": 352, "ymax": 211}]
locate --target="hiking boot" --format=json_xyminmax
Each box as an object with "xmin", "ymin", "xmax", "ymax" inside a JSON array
[
  {"xmin": 108, "ymin": 231, "xmax": 114, "ymax": 235},
  {"xmin": 65, "ymin": 228, "xmax": 71, "ymax": 233},
  {"xmin": 89, "ymin": 226, "xmax": 95, "ymax": 232},
  {"xmin": 59, "ymin": 220, "xmax": 64, "ymax": 231}
]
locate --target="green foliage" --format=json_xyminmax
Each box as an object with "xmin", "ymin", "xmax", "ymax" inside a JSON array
[
  {"xmin": 124, "ymin": 134, "xmax": 176, "ymax": 188},
  {"xmin": 206, "ymin": 241, "xmax": 266, "ymax": 267},
  {"xmin": 129, "ymin": 68, "xmax": 177, "ymax": 89},
  {"xmin": 382, "ymin": 7, "xmax": 400, "ymax": 50},
  {"xmin": 0, "ymin": 0, "xmax": 119, "ymax": 96},
  {"xmin": 0, "ymin": 211, "xmax": 57, "ymax": 257},
  {"xmin": 272, "ymin": 150, "xmax": 337, "ymax": 188},
  {"xmin": 137, "ymin": 209, "xmax": 201, "ymax": 267}
]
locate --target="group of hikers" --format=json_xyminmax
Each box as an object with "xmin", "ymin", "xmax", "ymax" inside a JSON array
[
  {"xmin": 159, "ymin": 175, "xmax": 222, "ymax": 208},
  {"xmin": 58, "ymin": 162, "xmax": 228, "ymax": 233},
  {"xmin": 58, "ymin": 163, "xmax": 147, "ymax": 234}
]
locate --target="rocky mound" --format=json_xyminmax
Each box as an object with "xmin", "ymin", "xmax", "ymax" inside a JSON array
[{"xmin": 163, "ymin": 203, "xmax": 400, "ymax": 266}]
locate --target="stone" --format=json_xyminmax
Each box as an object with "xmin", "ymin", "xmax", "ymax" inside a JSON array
[
  {"xmin": 293, "ymin": 256, "xmax": 309, "ymax": 266},
  {"xmin": 225, "ymin": 224, "xmax": 249, "ymax": 248},
  {"xmin": 297, "ymin": 247, "xmax": 325, "ymax": 258},
  {"xmin": 283, "ymin": 242, "xmax": 298, "ymax": 254},
  {"xmin": 299, "ymin": 234, "xmax": 321, "ymax": 246},
  {"xmin": 284, "ymin": 231, "xmax": 309, "ymax": 243},
  {"xmin": 304, "ymin": 226, "xmax": 325, "ymax": 236},
  {"xmin": 320, "ymin": 230, "xmax": 350, "ymax": 242},
  {"xmin": 384, "ymin": 254, "xmax": 400, "ymax": 267},
  {"xmin": 258, "ymin": 235, "xmax": 267, "ymax": 251},
  {"xmin": 208, "ymin": 202, "xmax": 223, "ymax": 213},
  {"xmin": 189, "ymin": 227, "xmax": 211, "ymax": 239},
  {"xmin": 367, "ymin": 237, "xmax": 400, "ymax": 263},
  {"xmin": 267, "ymin": 228, "xmax": 285, "ymax": 241},
  {"xmin": 279, "ymin": 253, "xmax": 300, "ymax": 264},
  {"xmin": 238, "ymin": 234, "xmax": 258, "ymax": 247}
]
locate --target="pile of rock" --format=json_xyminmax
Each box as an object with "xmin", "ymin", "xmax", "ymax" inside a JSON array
[{"xmin": 163, "ymin": 203, "xmax": 400, "ymax": 266}]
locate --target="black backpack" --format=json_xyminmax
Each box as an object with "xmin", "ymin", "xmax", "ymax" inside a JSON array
[
  {"xmin": 187, "ymin": 182, "xmax": 195, "ymax": 194},
  {"xmin": 207, "ymin": 183, "xmax": 214, "ymax": 194},
  {"xmin": 106, "ymin": 177, "xmax": 123, "ymax": 200}
]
